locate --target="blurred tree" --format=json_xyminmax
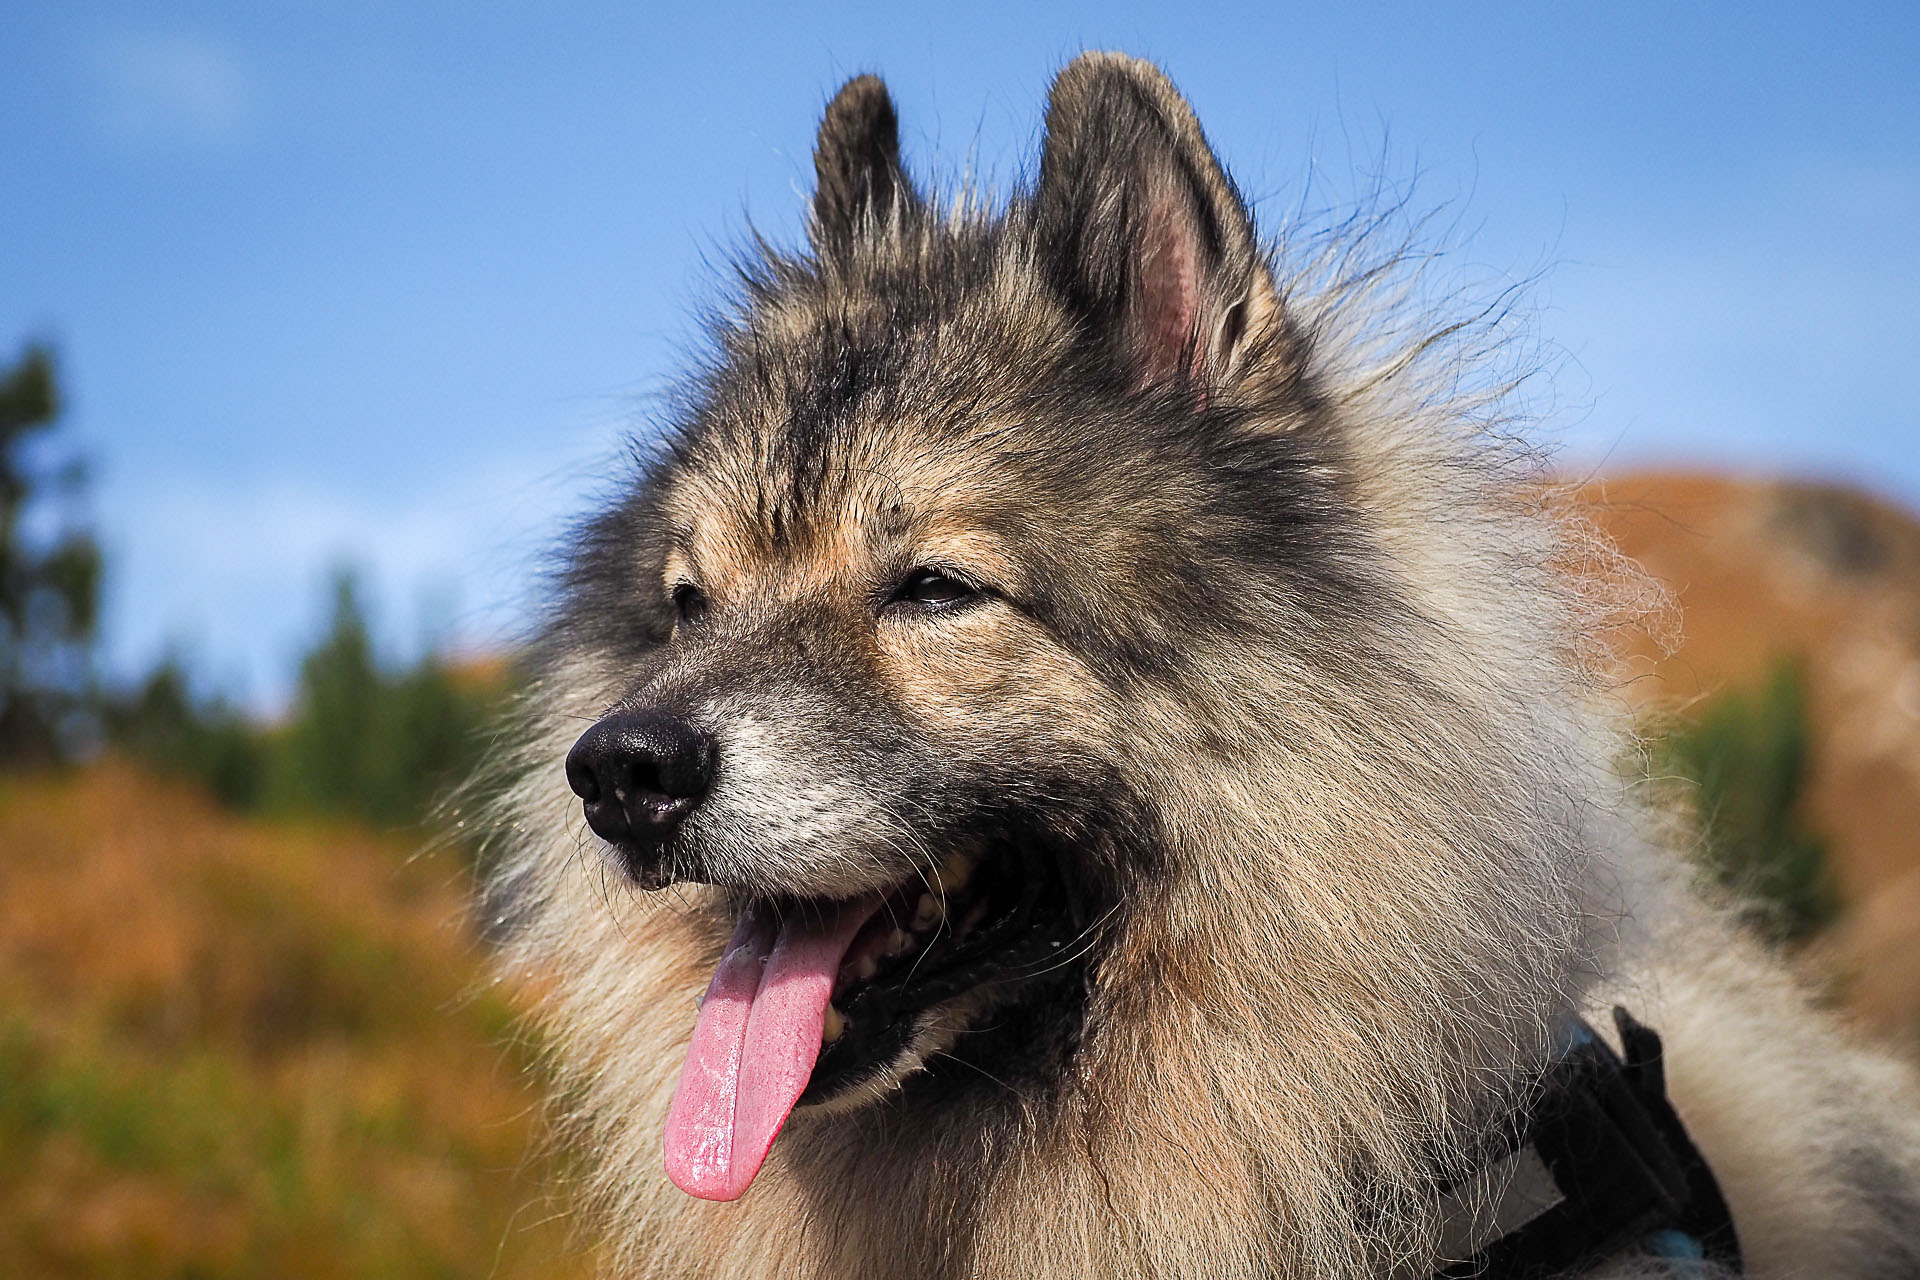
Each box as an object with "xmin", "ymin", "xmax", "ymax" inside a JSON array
[
  {"xmin": 1659, "ymin": 658, "xmax": 1838, "ymax": 945},
  {"xmin": 269, "ymin": 572, "xmax": 383, "ymax": 816},
  {"xmin": 0, "ymin": 344, "xmax": 102, "ymax": 767},
  {"xmin": 0, "ymin": 341, "xmax": 504, "ymax": 830},
  {"xmin": 106, "ymin": 657, "xmax": 265, "ymax": 808},
  {"xmin": 107, "ymin": 568, "xmax": 507, "ymax": 832},
  {"xmin": 265, "ymin": 570, "xmax": 497, "ymax": 829}
]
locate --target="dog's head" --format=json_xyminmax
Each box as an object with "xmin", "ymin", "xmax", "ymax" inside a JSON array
[{"xmin": 532, "ymin": 55, "xmax": 1592, "ymax": 1210}]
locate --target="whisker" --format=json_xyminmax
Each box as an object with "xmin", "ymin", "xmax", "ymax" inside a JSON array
[{"xmin": 1000, "ymin": 903, "xmax": 1121, "ymax": 982}]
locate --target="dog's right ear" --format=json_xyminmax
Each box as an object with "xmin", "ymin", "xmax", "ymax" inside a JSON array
[{"xmin": 811, "ymin": 75, "xmax": 916, "ymax": 261}]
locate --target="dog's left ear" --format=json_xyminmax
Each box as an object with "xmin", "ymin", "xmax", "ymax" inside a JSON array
[
  {"xmin": 1035, "ymin": 53, "xmax": 1279, "ymax": 392},
  {"xmin": 811, "ymin": 74, "xmax": 917, "ymax": 261}
]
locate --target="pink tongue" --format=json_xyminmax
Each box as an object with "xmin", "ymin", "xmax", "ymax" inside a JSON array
[{"xmin": 663, "ymin": 901, "xmax": 875, "ymax": 1200}]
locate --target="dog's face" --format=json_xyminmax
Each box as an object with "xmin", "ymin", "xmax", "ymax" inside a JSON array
[
  {"xmin": 548, "ymin": 60, "xmax": 1382, "ymax": 1201},
  {"xmin": 610, "ymin": 396, "xmax": 1140, "ymax": 906}
]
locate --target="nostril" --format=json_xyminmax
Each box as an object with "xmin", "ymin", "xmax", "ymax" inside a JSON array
[
  {"xmin": 564, "ymin": 750, "xmax": 601, "ymax": 803},
  {"xmin": 651, "ymin": 730, "xmax": 717, "ymax": 802}
]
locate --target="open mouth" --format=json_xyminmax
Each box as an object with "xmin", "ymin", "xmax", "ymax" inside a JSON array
[{"xmin": 661, "ymin": 839, "xmax": 1068, "ymax": 1201}]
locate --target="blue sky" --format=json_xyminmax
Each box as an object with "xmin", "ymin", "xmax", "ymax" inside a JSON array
[{"xmin": 4, "ymin": 1, "xmax": 1916, "ymax": 708}]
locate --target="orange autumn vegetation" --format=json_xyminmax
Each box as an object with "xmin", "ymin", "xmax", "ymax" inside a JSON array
[
  {"xmin": 1586, "ymin": 471, "xmax": 1920, "ymax": 1041},
  {"xmin": 0, "ymin": 761, "xmax": 599, "ymax": 1280}
]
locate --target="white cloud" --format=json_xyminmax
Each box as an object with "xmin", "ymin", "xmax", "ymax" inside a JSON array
[{"xmin": 90, "ymin": 29, "xmax": 254, "ymax": 151}]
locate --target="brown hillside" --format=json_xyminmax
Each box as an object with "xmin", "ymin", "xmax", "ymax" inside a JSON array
[
  {"xmin": 0, "ymin": 763, "xmax": 598, "ymax": 1280},
  {"xmin": 1587, "ymin": 471, "xmax": 1920, "ymax": 1036}
]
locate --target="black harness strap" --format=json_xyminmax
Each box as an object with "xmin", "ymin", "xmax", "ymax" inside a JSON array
[{"xmin": 1430, "ymin": 1007, "xmax": 1743, "ymax": 1278}]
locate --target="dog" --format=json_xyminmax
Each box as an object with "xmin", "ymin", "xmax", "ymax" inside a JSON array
[{"xmin": 478, "ymin": 53, "xmax": 1920, "ymax": 1278}]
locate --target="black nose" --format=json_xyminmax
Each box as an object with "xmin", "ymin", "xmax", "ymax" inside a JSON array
[{"xmin": 565, "ymin": 712, "xmax": 717, "ymax": 846}]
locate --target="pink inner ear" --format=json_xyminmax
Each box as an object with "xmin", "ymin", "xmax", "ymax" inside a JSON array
[{"xmin": 1135, "ymin": 184, "xmax": 1207, "ymax": 387}]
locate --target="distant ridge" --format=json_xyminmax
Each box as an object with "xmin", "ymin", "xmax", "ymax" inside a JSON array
[{"xmin": 1587, "ymin": 470, "xmax": 1920, "ymax": 1038}]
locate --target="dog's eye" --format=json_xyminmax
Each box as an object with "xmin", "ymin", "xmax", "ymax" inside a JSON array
[
  {"xmin": 672, "ymin": 582, "xmax": 708, "ymax": 625},
  {"xmin": 890, "ymin": 568, "xmax": 979, "ymax": 611}
]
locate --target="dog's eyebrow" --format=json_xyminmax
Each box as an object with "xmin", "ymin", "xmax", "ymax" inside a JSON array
[
  {"xmin": 660, "ymin": 537, "xmax": 701, "ymax": 590},
  {"xmin": 867, "ymin": 498, "xmax": 917, "ymax": 545},
  {"xmin": 833, "ymin": 466, "xmax": 915, "ymax": 538},
  {"xmin": 867, "ymin": 499, "xmax": 914, "ymax": 540}
]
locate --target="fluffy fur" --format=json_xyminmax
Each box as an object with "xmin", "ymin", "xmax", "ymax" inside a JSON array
[{"xmin": 477, "ymin": 54, "xmax": 1920, "ymax": 1278}]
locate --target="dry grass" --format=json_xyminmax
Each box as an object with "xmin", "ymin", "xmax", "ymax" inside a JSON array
[{"xmin": 0, "ymin": 761, "xmax": 598, "ymax": 1280}]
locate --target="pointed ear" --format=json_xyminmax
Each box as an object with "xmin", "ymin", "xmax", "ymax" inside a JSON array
[
  {"xmin": 1035, "ymin": 53, "xmax": 1279, "ymax": 391},
  {"xmin": 811, "ymin": 75, "xmax": 917, "ymax": 260}
]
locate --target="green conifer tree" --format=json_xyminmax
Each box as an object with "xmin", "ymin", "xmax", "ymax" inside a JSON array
[{"xmin": 0, "ymin": 344, "xmax": 102, "ymax": 766}]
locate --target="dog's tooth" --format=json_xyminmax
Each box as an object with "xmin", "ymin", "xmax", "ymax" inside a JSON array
[
  {"xmin": 957, "ymin": 898, "xmax": 991, "ymax": 939},
  {"xmin": 852, "ymin": 953, "xmax": 879, "ymax": 981},
  {"xmin": 822, "ymin": 1004, "xmax": 845, "ymax": 1044},
  {"xmin": 887, "ymin": 928, "xmax": 913, "ymax": 956},
  {"xmin": 912, "ymin": 893, "xmax": 940, "ymax": 929},
  {"xmin": 934, "ymin": 853, "xmax": 975, "ymax": 894}
]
